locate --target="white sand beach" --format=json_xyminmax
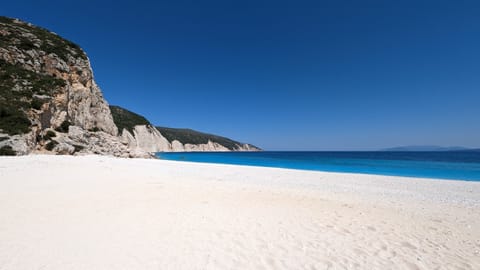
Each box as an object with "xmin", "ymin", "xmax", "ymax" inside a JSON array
[{"xmin": 0, "ymin": 155, "xmax": 479, "ymax": 269}]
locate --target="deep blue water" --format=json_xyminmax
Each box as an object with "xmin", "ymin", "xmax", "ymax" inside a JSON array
[{"xmin": 155, "ymin": 151, "xmax": 480, "ymax": 181}]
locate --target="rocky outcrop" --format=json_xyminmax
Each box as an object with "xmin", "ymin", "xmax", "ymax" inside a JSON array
[
  {"xmin": 110, "ymin": 105, "xmax": 261, "ymax": 153},
  {"xmin": 169, "ymin": 140, "xmax": 229, "ymax": 152},
  {"xmin": 119, "ymin": 124, "xmax": 258, "ymax": 153},
  {"xmin": 0, "ymin": 18, "xmax": 117, "ymax": 135},
  {"xmin": 169, "ymin": 139, "xmax": 256, "ymax": 152},
  {"xmin": 119, "ymin": 124, "xmax": 260, "ymax": 153},
  {"xmin": 65, "ymin": 126, "xmax": 150, "ymax": 158},
  {"xmin": 120, "ymin": 125, "xmax": 171, "ymax": 152},
  {"xmin": 0, "ymin": 16, "xmax": 149, "ymax": 157},
  {"xmin": 157, "ymin": 126, "xmax": 261, "ymax": 152}
]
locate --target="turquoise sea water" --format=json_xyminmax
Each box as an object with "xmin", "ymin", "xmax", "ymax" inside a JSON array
[{"xmin": 156, "ymin": 151, "xmax": 480, "ymax": 181}]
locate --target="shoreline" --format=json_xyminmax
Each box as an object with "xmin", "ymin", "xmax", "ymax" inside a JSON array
[
  {"xmin": 156, "ymin": 151, "xmax": 480, "ymax": 182},
  {"xmin": 159, "ymin": 158, "xmax": 480, "ymax": 183},
  {"xmin": 1, "ymin": 155, "xmax": 479, "ymax": 269}
]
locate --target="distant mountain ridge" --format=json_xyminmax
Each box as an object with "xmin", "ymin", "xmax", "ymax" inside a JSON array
[
  {"xmin": 156, "ymin": 126, "xmax": 259, "ymax": 151},
  {"xmin": 381, "ymin": 145, "xmax": 472, "ymax": 151}
]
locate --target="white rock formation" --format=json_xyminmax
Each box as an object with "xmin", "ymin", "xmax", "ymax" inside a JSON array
[
  {"xmin": 119, "ymin": 125, "xmax": 259, "ymax": 153},
  {"xmin": 182, "ymin": 141, "xmax": 230, "ymax": 152},
  {"xmin": 62, "ymin": 126, "xmax": 151, "ymax": 158},
  {"xmin": 121, "ymin": 125, "xmax": 171, "ymax": 152}
]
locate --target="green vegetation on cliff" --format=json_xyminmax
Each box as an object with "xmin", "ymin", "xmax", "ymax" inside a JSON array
[
  {"xmin": 109, "ymin": 105, "xmax": 257, "ymax": 150},
  {"xmin": 0, "ymin": 16, "xmax": 86, "ymax": 62},
  {"xmin": 0, "ymin": 59, "xmax": 65, "ymax": 135},
  {"xmin": 156, "ymin": 127, "xmax": 248, "ymax": 150},
  {"xmin": 109, "ymin": 105, "xmax": 151, "ymax": 133},
  {"xmin": 0, "ymin": 16, "xmax": 84, "ymax": 136},
  {"xmin": 0, "ymin": 145, "xmax": 16, "ymax": 155}
]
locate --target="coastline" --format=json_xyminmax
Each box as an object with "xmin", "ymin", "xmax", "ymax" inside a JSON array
[
  {"xmin": 157, "ymin": 151, "xmax": 480, "ymax": 182},
  {"xmin": 1, "ymin": 155, "xmax": 479, "ymax": 269}
]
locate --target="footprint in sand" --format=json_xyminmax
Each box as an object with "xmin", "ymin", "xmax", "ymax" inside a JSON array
[
  {"xmin": 403, "ymin": 260, "xmax": 421, "ymax": 270},
  {"xmin": 401, "ymin": 241, "xmax": 417, "ymax": 250},
  {"xmin": 353, "ymin": 248, "xmax": 365, "ymax": 255}
]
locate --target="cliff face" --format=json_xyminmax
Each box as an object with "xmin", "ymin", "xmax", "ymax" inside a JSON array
[
  {"xmin": 120, "ymin": 125, "xmax": 171, "ymax": 152},
  {"xmin": 120, "ymin": 126, "xmax": 259, "ymax": 153},
  {"xmin": 0, "ymin": 17, "xmax": 149, "ymax": 157},
  {"xmin": 157, "ymin": 126, "xmax": 260, "ymax": 152},
  {"xmin": 110, "ymin": 106, "xmax": 261, "ymax": 153}
]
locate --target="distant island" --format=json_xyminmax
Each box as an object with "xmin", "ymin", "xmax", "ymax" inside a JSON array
[{"xmin": 381, "ymin": 145, "xmax": 476, "ymax": 152}]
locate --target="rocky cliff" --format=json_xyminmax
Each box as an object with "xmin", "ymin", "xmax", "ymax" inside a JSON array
[
  {"xmin": 120, "ymin": 125, "xmax": 171, "ymax": 152},
  {"xmin": 157, "ymin": 126, "xmax": 260, "ymax": 152},
  {"xmin": 0, "ymin": 16, "xmax": 150, "ymax": 157},
  {"xmin": 110, "ymin": 106, "xmax": 261, "ymax": 152},
  {"xmin": 0, "ymin": 17, "xmax": 259, "ymax": 157}
]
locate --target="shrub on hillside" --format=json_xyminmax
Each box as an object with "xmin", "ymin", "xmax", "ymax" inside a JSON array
[
  {"xmin": 0, "ymin": 106, "xmax": 31, "ymax": 135},
  {"xmin": 45, "ymin": 140, "xmax": 58, "ymax": 151},
  {"xmin": 55, "ymin": 120, "xmax": 71, "ymax": 133},
  {"xmin": 44, "ymin": 130, "xmax": 56, "ymax": 140},
  {"xmin": 73, "ymin": 144, "xmax": 84, "ymax": 152},
  {"xmin": 0, "ymin": 145, "xmax": 16, "ymax": 156}
]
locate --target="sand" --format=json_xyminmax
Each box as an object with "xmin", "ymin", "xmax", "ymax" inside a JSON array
[{"xmin": 0, "ymin": 155, "xmax": 479, "ymax": 269}]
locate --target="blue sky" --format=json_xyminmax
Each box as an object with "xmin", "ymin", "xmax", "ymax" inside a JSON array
[{"xmin": 3, "ymin": 1, "xmax": 480, "ymax": 150}]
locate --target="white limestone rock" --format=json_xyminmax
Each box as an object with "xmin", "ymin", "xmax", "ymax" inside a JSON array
[
  {"xmin": 170, "ymin": 140, "xmax": 185, "ymax": 152},
  {"xmin": 120, "ymin": 125, "xmax": 171, "ymax": 153},
  {"xmin": 183, "ymin": 141, "xmax": 230, "ymax": 152},
  {"xmin": 53, "ymin": 143, "xmax": 75, "ymax": 155}
]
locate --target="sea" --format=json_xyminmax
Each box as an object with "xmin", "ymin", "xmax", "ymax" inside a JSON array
[{"xmin": 156, "ymin": 151, "xmax": 480, "ymax": 181}]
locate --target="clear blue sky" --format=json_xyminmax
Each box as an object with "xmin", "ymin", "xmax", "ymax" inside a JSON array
[{"xmin": 3, "ymin": 1, "xmax": 480, "ymax": 150}]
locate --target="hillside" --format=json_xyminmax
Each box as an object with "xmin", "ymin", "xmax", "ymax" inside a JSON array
[
  {"xmin": 109, "ymin": 105, "xmax": 260, "ymax": 151},
  {"xmin": 109, "ymin": 105, "xmax": 151, "ymax": 133},
  {"xmin": 157, "ymin": 126, "xmax": 258, "ymax": 151}
]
